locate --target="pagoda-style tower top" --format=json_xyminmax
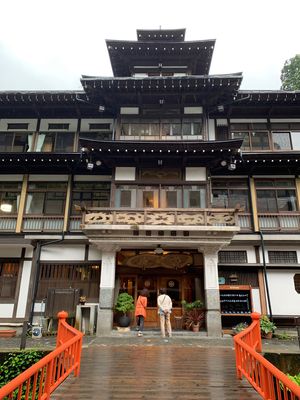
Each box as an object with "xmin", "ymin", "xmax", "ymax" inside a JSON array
[
  {"xmin": 106, "ymin": 28, "xmax": 215, "ymax": 77},
  {"xmin": 136, "ymin": 28, "xmax": 186, "ymax": 42}
]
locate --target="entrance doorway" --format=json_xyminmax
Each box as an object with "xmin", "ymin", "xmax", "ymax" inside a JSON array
[{"xmin": 118, "ymin": 275, "xmax": 199, "ymax": 328}]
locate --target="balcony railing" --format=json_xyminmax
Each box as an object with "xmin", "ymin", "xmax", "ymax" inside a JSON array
[
  {"xmin": 82, "ymin": 208, "xmax": 240, "ymax": 228},
  {"xmin": 0, "ymin": 215, "xmax": 17, "ymax": 231},
  {"xmin": 258, "ymin": 213, "xmax": 300, "ymax": 230},
  {"xmin": 22, "ymin": 216, "xmax": 64, "ymax": 232}
]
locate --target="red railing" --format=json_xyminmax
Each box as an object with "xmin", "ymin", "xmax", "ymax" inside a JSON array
[
  {"xmin": 234, "ymin": 312, "xmax": 300, "ymax": 399},
  {"xmin": 0, "ymin": 311, "xmax": 83, "ymax": 400}
]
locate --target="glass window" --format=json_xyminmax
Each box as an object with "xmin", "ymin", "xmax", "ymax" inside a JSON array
[
  {"xmin": 72, "ymin": 182, "xmax": 110, "ymax": 214},
  {"xmin": 291, "ymin": 132, "xmax": 300, "ymax": 150},
  {"xmin": 160, "ymin": 186, "xmax": 182, "ymax": 208},
  {"xmin": 25, "ymin": 182, "xmax": 67, "ymax": 215},
  {"xmin": 44, "ymin": 192, "xmax": 66, "ymax": 214},
  {"xmin": 256, "ymin": 185, "xmax": 297, "ymax": 213},
  {"xmin": 120, "ymin": 191, "xmax": 132, "ymax": 207},
  {"xmin": 182, "ymin": 123, "xmax": 192, "ymax": 135},
  {"xmin": 212, "ymin": 189, "xmax": 229, "ymax": 208},
  {"xmin": 0, "ymin": 132, "xmax": 33, "ymax": 152},
  {"xmin": 251, "ymin": 131, "xmax": 270, "ymax": 150},
  {"xmin": 277, "ymin": 190, "xmax": 297, "ymax": 211},
  {"xmin": 183, "ymin": 186, "xmax": 206, "ymax": 208},
  {"xmin": 79, "ymin": 131, "xmax": 112, "ymax": 142},
  {"xmin": 256, "ymin": 190, "xmax": 277, "ymax": 212},
  {"xmin": 166, "ymin": 191, "xmax": 178, "ymax": 208},
  {"xmin": 211, "ymin": 180, "xmax": 249, "ymax": 211},
  {"xmin": 232, "ymin": 132, "xmax": 250, "ymax": 150},
  {"xmin": 36, "ymin": 132, "xmax": 74, "ymax": 152},
  {"xmin": 121, "ymin": 124, "xmax": 130, "ymax": 135},
  {"xmin": 272, "ymin": 132, "xmax": 291, "ymax": 150},
  {"xmin": 0, "ymin": 182, "xmax": 21, "ymax": 214},
  {"xmin": 143, "ymin": 191, "xmax": 154, "ymax": 207},
  {"xmin": 171, "ymin": 124, "xmax": 181, "ymax": 135},
  {"xmin": 115, "ymin": 186, "xmax": 136, "ymax": 208}
]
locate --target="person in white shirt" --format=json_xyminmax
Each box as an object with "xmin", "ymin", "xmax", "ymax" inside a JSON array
[{"xmin": 157, "ymin": 288, "xmax": 172, "ymax": 338}]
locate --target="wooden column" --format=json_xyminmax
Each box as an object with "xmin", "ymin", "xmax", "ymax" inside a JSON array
[
  {"xmin": 63, "ymin": 175, "xmax": 72, "ymax": 232},
  {"xmin": 16, "ymin": 175, "xmax": 28, "ymax": 233},
  {"xmin": 249, "ymin": 177, "xmax": 259, "ymax": 232}
]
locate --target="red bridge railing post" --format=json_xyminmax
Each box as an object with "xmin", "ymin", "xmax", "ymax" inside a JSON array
[{"xmin": 250, "ymin": 312, "xmax": 262, "ymax": 353}]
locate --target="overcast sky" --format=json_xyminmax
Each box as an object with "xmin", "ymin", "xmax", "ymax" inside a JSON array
[{"xmin": 0, "ymin": 0, "xmax": 299, "ymax": 91}]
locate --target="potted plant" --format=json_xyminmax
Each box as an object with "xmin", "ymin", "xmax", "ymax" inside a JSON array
[
  {"xmin": 182, "ymin": 300, "xmax": 205, "ymax": 332},
  {"xmin": 260, "ymin": 315, "xmax": 277, "ymax": 339},
  {"xmin": 232, "ymin": 322, "xmax": 248, "ymax": 336},
  {"xmin": 114, "ymin": 292, "xmax": 135, "ymax": 327}
]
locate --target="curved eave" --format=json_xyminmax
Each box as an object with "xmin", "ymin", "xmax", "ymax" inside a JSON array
[
  {"xmin": 235, "ymin": 90, "xmax": 300, "ymax": 105},
  {"xmin": 81, "ymin": 74, "xmax": 242, "ymax": 94},
  {"xmin": 0, "ymin": 91, "xmax": 86, "ymax": 105},
  {"xmin": 0, "ymin": 152, "xmax": 85, "ymax": 174},
  {"xmin": 136, "ymin": 28, "xmax": 186, "ymax": 42},
  {"xmin": 79, "ymin": 138, "xmax": 243, "ymax": 154},
  {"xmin": 106, "ymin": 40, "xmax": 215, "ymax": 76}
]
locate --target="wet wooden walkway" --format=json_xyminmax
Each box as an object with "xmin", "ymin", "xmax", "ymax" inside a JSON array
[{"xmin": 52, "ymin": 341, "xmax": 261, "ymax": 399}]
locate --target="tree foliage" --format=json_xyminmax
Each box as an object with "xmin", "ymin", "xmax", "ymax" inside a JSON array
[{"xmin": 280, "ymin": 54, "xmax": 300, "ymax": 90}]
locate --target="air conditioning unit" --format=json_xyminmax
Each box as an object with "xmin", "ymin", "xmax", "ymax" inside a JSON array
[{"xmin": 32, "ymin": 326, "xmax": 42, "ymax": 339}]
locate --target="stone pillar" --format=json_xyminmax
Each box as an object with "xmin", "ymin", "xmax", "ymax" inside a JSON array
[
  {"xmin": 96, "ymin": 246, "xmax": 118, "ymax": 336},
  {"xmin": 199, "ymin": 246, "xmax": 222, "ymax": 337}
]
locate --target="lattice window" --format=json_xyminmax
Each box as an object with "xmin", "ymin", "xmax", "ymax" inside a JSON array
[
  {"xmin": 0, "ymin": 262, "xmax": 19, "ymax": 299},
  {"xmin": 268, "ymin": 251, "xmax": 297, "ymax": 264},
  {"xmin": 218, "ymin": 251, "xmax": 247, "ymax": 264},
  {"xmin": 294, "ymin": 274, "xmax": 300, "ymax": 294},
  {"xmin": 37, "ymin": 263, "xmax": 100, "ymax": 301}
]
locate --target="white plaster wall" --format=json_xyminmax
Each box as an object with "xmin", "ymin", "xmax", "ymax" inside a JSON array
[
  {"xmin": 115, "ymin": 167, "xmax": 136, "ymax": 181},
  {"xmin": 39, "ymin": 119, "xmax": 78, "ymax": 131},
  {"xmin": 208, "ymin": 119, "xmax": 215, "ymax": 140},
  {"xmin": 16, "ymin": 261, "xmax": 32, "ymax": 318},
  {"xmin": 252, "ymin": 288, "xmax": 261, "ymax": 313},
  {"xmin": 88, "ymin": 246, "xmax": 102, "ymax": 261},
  {"xmin": 80, "ymin": 119, "xmax": 114, "ymax": 131},
  {"xmin": 0, "ymin": 304, "xmax": 14, "ymax": 318},
  {"xmin": 29, "ymin": 175, "xmax": 68, "ymax": 182},
  {"xmin": 0, "ymin": 175, "xmax": 23, "ymax": 181},
  {"xmin": 74, "ymin": 175, "xmax": 111, "ymax": 182},
  {"xmin": 185, "ymin": 167, "xmax": 206, "ymax": 181},
  {"xmin": 25, "ymin": 247, "xmax": 34, "ymax": 258},
  {"xmin": 40, "ymin": 245, "xmax": 85, "ymax": 261},
  {"xmin": 0, "ymin": 247, "xmax": 22, "ymax": 257},
  {"xmin": 184, "ymin": 106, "xmax": 203, "ymax": 114},
  {"xmin": 268, "ymin": 270, "xmax": 300, "ymax": 315},
  {"xmin": 0, "ymin": 119, "xmax": 38, "ymax": 131}
]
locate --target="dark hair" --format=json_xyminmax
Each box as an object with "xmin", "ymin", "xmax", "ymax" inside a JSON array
[
  {"xmin": 140, "ymin": 288, "xmax": 149, "ymax": 297},
  {"xmin": 159, "ymin": 288, "xmax": 167, "ymax": 295}
]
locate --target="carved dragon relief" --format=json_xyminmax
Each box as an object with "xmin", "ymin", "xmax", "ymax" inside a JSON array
[{"xmin": 84, "ymin": 210, "xmax": 236, "ymax": 226}]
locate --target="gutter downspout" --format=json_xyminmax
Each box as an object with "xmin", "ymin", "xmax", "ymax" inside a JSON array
[
  {"xmin": 258, "ymin": 230, "xmax": 273, "ymax": 321},
  {"xmin": 248, "ymin": 176, "xmax": 273, "ymax": 321}
]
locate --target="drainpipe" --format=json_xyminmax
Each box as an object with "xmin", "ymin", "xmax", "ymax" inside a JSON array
[
  {"xmin": 247, "ymin": 176, "xmax": 273, "ymax": 320},
  {"xmin": 29, "ymin": 231, "xmax": 66, "ymax": 326},
  {"xmin": 258, "ymin": 230, "xmax": 273, "ymax": 321}
]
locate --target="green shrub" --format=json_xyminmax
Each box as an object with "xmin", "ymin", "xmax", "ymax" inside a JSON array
[
  {"xmin": 287, "ymin": 373, "xmax": 300, "ymax": 386},
  {"xmin": 114, "ymin": 292, "xmax": 134, "ymax": 315},
  {"xmin": 0, "ymin": 351, "xmax": 45, "ymax": 386}
]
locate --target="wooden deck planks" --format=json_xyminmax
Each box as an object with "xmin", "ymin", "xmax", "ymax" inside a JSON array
[{"xmin": 52, "ymin": 345, "xmax": 261, "ymax": 399}]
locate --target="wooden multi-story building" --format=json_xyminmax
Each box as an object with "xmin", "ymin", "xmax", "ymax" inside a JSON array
[{"xmin": 0, "ymin": 28, "xmax": 299, "ymax": 336}]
